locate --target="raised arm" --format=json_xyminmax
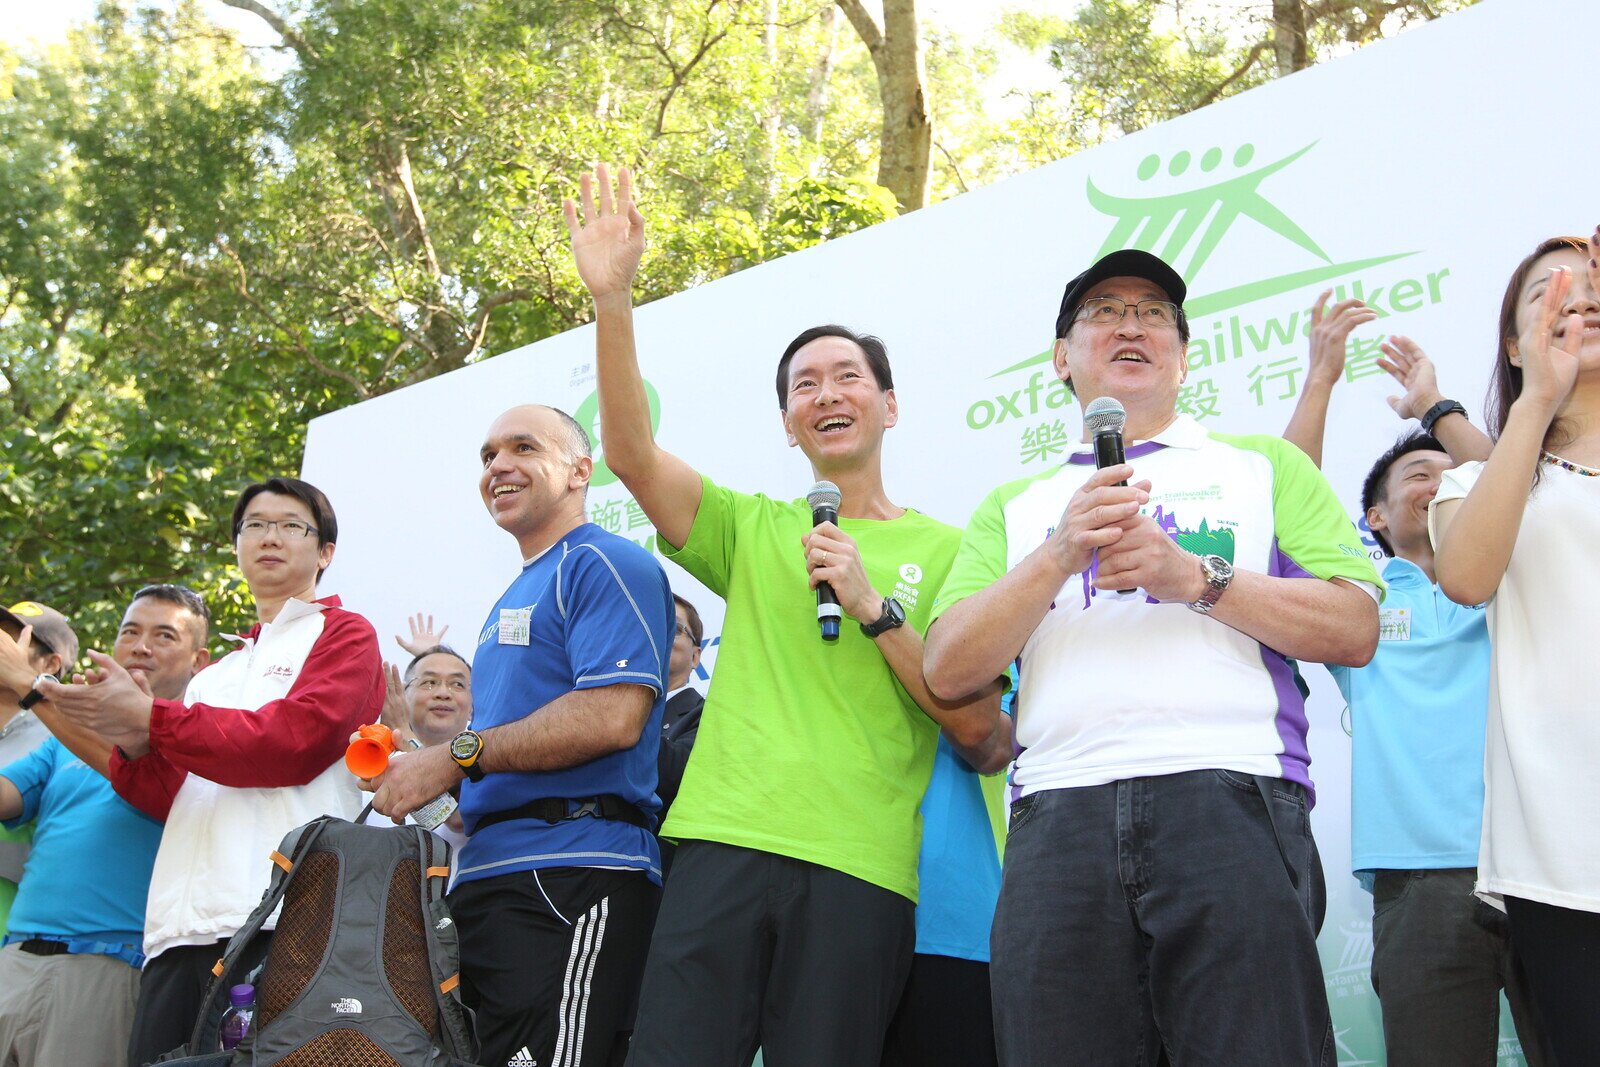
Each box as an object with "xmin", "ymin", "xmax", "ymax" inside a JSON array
[
  {"xmin": 1281, "ymin": 291, "xmax": 1377, "ymax": 466},
  {"xmin": 565, "ymin": 164, "xmax": 703, "ymax": 550},
  {"xmin": 1376, "ymin": 336, "xmax": 1492, "ymax": 463},
  {"xmin": 1435, "ymin": 264, "xmax": 1586, "ymax": 605}
]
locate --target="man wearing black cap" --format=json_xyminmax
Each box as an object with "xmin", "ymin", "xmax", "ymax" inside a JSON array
[
  {"xmin": 925, "ymin": 250, "xmax": 1384, "ymax": 1066},
  {"xmin": 0, "ymin": 601, "xmax": 77, "ymax": 940}
]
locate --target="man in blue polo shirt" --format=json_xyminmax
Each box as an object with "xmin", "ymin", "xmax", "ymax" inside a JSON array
[
  {"xmin": 1284, "ymin": 328, "xmax": 1552, "ymax": 1066},
  {"xmin": 0, "ymin": 585, "xmax": 210, "ymax": 1066},
  {"xmin": 371, "ymin": 404, "xmax": 672, "ymax": 1067}
]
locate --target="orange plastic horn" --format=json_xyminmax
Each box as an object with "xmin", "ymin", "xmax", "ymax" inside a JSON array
[{"xmin": 346, "ymin": 723, "xmax": 397, "ymax": 778}]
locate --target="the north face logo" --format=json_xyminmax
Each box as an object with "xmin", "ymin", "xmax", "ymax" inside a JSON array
[
  {"xmin": 508, "ymin": 1048, "xmax": 537, "ymax": 1067},
  {"xmin": 331, "ymin": 997, "xmax": 362, "ymax": 1014}
]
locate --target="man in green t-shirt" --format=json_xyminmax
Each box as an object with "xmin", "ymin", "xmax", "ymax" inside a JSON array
[{"xmin": 564, "ymin": 164, "xmax": 1008, "ymax": 1067}]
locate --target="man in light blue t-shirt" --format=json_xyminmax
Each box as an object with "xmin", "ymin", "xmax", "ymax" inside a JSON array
[
  {"xmin": 1285, "ymin": 325, "xmax": 1552, "ymax": 1066},
  {"xmin": 0, "ymin": 584, "xmax": 210, "ymax": 1067}
]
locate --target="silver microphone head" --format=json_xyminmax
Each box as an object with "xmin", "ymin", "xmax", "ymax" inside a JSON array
[
  {"xmin": 1083, "ymin": 396, "xmax": 1127, "ymax": 437},
  {"xmin": 806, "ymin": 481, "xmax": 842, "ymax": 510}
]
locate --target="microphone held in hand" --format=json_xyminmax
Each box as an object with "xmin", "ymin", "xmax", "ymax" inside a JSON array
[
  {"xmin": 807, "ymin": 480, "xmax": 843, "ymax": 642},
  {"xmin": 1083, "ymin": 397, "xmax": 1135, "ymax": 594},
  {"xmin": 1084, "ymin": 396, "xmax": 1128, "ymax": 485}
]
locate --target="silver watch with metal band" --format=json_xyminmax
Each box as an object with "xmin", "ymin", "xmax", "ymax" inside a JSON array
[{"xmin": 1188, "ymin": 554, "xmax": 1233, "ymax": 614}]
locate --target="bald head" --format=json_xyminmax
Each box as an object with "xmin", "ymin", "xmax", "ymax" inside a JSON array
[{"xmin": 478, "ymin": 404, "xmax": 595, "ymax": 556}]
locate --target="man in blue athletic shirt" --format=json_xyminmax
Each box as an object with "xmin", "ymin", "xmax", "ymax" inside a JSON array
[{"xmin": 371, "ymin": 403, "xmax": 674, "ymax": 1067}]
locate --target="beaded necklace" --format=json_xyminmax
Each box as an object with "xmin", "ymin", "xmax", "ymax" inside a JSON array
[{"xmin": 1541, "ymin": 451, "xmax": 1600, "ymax": 477}]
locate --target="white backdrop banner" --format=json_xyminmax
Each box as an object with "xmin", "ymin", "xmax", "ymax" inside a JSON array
[{"xmin": 302, "ymin": 0, "xmax": 1596, "ymax": 1061}]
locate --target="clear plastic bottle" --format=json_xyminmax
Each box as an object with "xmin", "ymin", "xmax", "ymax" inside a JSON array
[{"xmin": 219, "ymin": 983, "xmax": 256, "ymax": 1051}]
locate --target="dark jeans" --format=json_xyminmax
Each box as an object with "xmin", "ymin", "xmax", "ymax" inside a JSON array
[
  {"xmin": 626, "ymin": 840, "xmax": 914, "ymax": 1067},
  {"xmin": 1371, "ymin": 868, "xmax": 1552, "ymax": 1067},
  {"xmin": 1504, "ymin": 895, "xmax": 1600, "ymax": 1067},
  {"xmin": 991, "ymin": 770, "xmax": 1332, "ymax": 1067}
]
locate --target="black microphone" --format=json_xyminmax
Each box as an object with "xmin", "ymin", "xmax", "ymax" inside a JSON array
[
  {"xmin": 807, "ymin": 480, "xmax": 843, "ymax": 642},
  {"xmin": 1083, "ymin": 397, "xmax": 1135, "ymax": 594}
]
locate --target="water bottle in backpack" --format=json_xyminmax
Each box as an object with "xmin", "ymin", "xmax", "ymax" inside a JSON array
[{"xmin": 219, "ymin": 984, "xmax": 255, "ymax": 1050}]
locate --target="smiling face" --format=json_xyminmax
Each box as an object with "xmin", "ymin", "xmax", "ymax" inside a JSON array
[
  {"xmin": 113, "ymin": 596, "xmax": 210, "ymax": 702},
  {"xmin": 1054, "ymin": 276, "xmax": 1187, "ymax": 412},
  {"xmin": 1368, "ymin": 449, "xmax": 1451, "ymax": 561},
  {"xmin": 1511, "ymin": 247, "xmax": 1600, "ymax": 371},
  {"xmin": 234, "ymin": 492, "xmax": 334, "ymax": 603},
  {"xmin": 780, "ymin": 336, "xmax": 898, "ymax": 471},
  {"xmin": 479, "ymin": 405, "xmax": 592, "ymax": 556},
  {"xmin": 405, "ymin": 651, "xmax": 473, "ymax": 747}
]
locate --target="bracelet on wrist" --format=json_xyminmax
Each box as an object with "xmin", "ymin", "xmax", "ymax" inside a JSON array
[{"xmin": 1419, "ymin": 398, "xmax": 1467, "ymax": 435}]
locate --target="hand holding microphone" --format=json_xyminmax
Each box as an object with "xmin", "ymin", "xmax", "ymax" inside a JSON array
[
  {"xmin": 1048, "ymin": 397, "xmax": 1151, "ymax": 583},
  {"xmin": 804, "ymin": 481, "xmax": 883, "ymax": 641}
]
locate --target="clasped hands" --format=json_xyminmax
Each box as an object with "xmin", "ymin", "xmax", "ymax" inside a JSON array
[{"xmin": 1049, "ymin": 464, "xmax": 1207, "ymax": 604}]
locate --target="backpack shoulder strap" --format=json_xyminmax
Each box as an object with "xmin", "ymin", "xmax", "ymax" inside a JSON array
[
  {"xmin": 185, "ymin": 816, "xmax": 336, "ymax": 1054},
  {"xmin": 415, "ymin": 827, "xmax": 477, "ymax": 1061}
]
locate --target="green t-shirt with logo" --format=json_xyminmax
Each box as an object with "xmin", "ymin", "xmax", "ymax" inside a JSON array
[{"xmin": 661, "ymin": 474, "xmax": 960, "ymax": 902}]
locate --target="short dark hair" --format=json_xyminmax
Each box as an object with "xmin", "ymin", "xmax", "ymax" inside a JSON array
[
  {"xmin": 775, "ymin": 325, "xmax": 894, "ymax": 411},
  {"xmin": 546, "ymin": 406, "xmax": 592, "ymax": 461},
  {"xmin": 231, "ymin": 478, "xmax": 339, "ymax": 578},
  {"xmin": 1360, "ymin": 430, "xmax": 1446, "ymax": 557},
  {"xmin": 404, "ymin": 645, "xmax": 471, "ymax": 684},
  {"xmin": 131, "ymin": 584, "xmax": 210, "ymax": 646},
  {"xmin": 672, "ymin": 594, "xmax": 703, "ymax": 647}
]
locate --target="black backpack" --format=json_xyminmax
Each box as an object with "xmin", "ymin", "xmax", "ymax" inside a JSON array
[{"xmin": 154, "ymin": 815, "xmax": 479, "ymax": 1066}]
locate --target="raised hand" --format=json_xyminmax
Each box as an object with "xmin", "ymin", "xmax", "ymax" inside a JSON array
[
  {"xmin": 395, "ymin": 613, "xmax": 449, "ymax": 657},
  {"xmin": 1516, "ymin": 266, "xmax": 1583, "ymax": 416},
  {"xmin": 1589, "ymin": 225, "xmax": 1600, "ymax": 298},
  {"xmin": 564, "ymin": 163, "xmax": 646, "ymax": 300},
  {"xmin": 379, "ymin": 661, "xmax": 410, "ymax": 733},
  {"xmin": 1306, "ymin": 289, "xmax": 1379, "ymax": 385},
  {"xmin": 1376, "ymin": 335, "xmax": 1445, "ymax": 421},
  {"xmin": 37, "ymin": 650, "xmax": 154, "ymax": 748}
]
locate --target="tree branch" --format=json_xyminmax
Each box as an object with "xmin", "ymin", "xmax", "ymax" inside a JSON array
[
  {"xmin": 1196, "ymin": 38, "xmax": 1269, "ymax": 107},
  {"xmin": 215, "ymin": 0, "xmax": 320, "ymax": 61},
  {"xmin": 835, "ymin": 0, "xmax": 882, "ymax": 54}
]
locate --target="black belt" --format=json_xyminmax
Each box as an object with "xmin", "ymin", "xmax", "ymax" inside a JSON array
[
  {"xmin": 475, "ymin": 795, "xmax": 653, "ymax": 833},
  {"xmin": 18, "ymin": 939, "xmax": 69, "ymax": 957}
]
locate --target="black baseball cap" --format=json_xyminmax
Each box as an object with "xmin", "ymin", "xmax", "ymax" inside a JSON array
[{"xmin": 1054, "ymin": 249, "xmax": 1187, "ymax": 338}]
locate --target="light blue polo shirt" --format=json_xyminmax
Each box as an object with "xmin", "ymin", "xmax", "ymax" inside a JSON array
[
  {"xmin": 1329, "ymin": 556, "xmax": 1488, "ymax": 892},
  {"xmin": 1, "ymin": 737, "xmax": 162, "ymax": 965}
]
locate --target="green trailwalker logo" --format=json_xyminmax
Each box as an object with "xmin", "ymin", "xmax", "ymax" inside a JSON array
[{"xmin": 967, "ymin": 141, "xmax": 1453, "ymax": 462}]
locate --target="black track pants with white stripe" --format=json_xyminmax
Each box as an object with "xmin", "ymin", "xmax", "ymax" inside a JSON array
[{"xmin": 451, "ymin": 867, "xmax": 661, "ymax": 1067}]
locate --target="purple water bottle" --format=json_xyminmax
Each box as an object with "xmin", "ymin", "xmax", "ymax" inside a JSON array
[{"xmin": 219, "ymin": 983, "xmax": 256, "ymax": 1051}]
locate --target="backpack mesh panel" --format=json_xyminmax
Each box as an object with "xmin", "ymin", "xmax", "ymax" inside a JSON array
[
  {"xmin": 383, "ymin": 857, "xmax": 439, "ymax": 1037},
  {"xmin": 272, "ymin": 1028, "xmax": 401, "ymax": 1067},
  {"xmin": 258, "ymin": 849, "xmax": 340, "ymax": 1028}
]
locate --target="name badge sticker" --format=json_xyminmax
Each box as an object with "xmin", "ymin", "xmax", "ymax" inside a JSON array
[
  {"xmin": 1378, "ymin": 606, "xmax": 1411, "ymax": 642},
  {"xmin": 498, "ymin": 607, "xmax": 532, "ymax": 646}
]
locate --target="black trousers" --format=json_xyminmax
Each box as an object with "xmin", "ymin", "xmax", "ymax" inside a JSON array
[
  {"xmin": 626, "ymin": 840, "xmax": 915, "ymax": 1067},
  {"xmin": 127, "ymin": 935, "xmax": 272, "ymax": 1067},
  {"xmin": 881, "ymin": 953, "xmax": 997, "ymax": 1067},
  {"xmin": 450, "ymin": 866, "xmax": 660, "ymax": 1067},
  {"xmin": 1504, "ymin": 895, "xmax": 1600, "ymax": 1067}
]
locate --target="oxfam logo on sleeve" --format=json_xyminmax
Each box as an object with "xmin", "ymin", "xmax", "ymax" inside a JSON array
[{"xmin": 574, "ymin": 381, "xmax": 663, "ymax": 487}]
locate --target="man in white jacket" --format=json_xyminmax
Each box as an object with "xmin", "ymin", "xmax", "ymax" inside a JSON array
[{"xmin": 42, "ymin": 477, "xmax": 384, "ymax": 1067}]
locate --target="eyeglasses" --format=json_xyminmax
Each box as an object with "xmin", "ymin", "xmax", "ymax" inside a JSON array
[
  {"xmin": 408, "ymin": 677, "xmax": 469, "ymax": 693},
  {"xmin": 1076, "ymin": 296, "xmax": 1180, "ymax": 328},
  {"xmin": 675, "ymin": 623, "xmax": 699, "ymax": 643},
  {"xmin": 238, "ymin": 519, "xmax": 318, "ymax": 541}
]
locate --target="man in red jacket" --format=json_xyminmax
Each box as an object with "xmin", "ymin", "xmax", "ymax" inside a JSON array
[{"xmin": 42, "ymin": 477, "xmax": 384, "ymax": 1067}]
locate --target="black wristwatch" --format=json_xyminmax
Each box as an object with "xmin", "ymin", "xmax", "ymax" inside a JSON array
[
  {"xmin": 17, "ymin": 673, "xmax": 52, "ymax": 711},
  {"xmin": 859, "ymin": 598, "xmax": 906, "ymax": 638},
  {"xmin": 449, "ymin": 730, "xmax": 486, "ymax": 782},
  {"xmin": 1419, "ymin": 398, "xmax": 1467, "ymax": 435}
]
